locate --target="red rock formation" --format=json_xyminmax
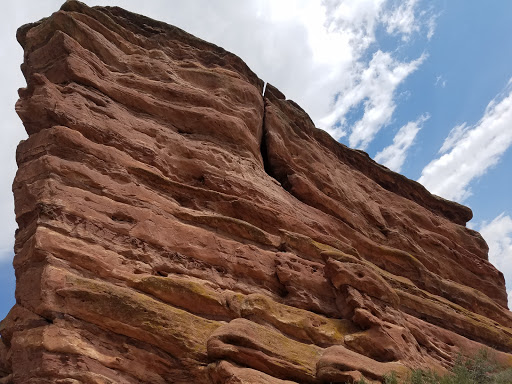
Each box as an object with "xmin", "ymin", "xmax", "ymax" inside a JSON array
[{"xmin": 1, "ymin": 1, "xmax": 511, "ymax": 383}]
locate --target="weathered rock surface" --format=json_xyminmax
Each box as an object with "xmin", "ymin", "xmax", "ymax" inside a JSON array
[{"xmin": 1, "ymin": 1, "xmax": 511, "ymax": 383}]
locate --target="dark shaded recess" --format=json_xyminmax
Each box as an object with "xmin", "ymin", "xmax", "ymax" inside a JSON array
[
  {"xmin": 259, "ymin": 84, "xmax": 292, "ymax": 189},
  {"xmin": 260, "ymin": 106, "xmax": 277, "ymax": 180}
]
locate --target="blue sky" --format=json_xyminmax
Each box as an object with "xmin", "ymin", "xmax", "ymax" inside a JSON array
[{"xmin": 1, "ymin": 0, "xmax": 511, "ymax": 320}]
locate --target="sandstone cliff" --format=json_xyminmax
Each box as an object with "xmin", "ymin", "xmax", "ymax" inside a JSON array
[{"xmin": 1, "ymin": 1, "xmax": 511, "ymax": 383}]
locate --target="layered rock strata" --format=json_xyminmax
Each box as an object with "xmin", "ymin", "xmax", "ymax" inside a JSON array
[{"xmin": 1, "ymin": 1, "xmax": 511, "ymax": 383}]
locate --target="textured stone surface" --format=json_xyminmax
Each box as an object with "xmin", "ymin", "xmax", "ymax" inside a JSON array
[{"xmin": 1, "ymin": 1, "xmax": 512, "ymax": 383}]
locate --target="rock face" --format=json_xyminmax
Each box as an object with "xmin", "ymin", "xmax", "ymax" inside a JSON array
[{"xmin": 1, "ymin": 1, "xmax": 511, "ymax": 383}]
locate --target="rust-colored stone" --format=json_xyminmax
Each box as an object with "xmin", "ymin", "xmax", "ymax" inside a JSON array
[{"xmin": 1, "ymin": 1, "xmax": 511, "ymax": 383}]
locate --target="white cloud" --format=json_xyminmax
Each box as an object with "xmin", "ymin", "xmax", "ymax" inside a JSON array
[
  {"xmin": 382, "ymin": 0, "xmax": 420, "ymax": 40},
  {"xmin": 0, "ymin": 1, "xmax": 42, "ymax": 260},
  {"xmin": 347, "ymin": 52, "xmax": 426, "ymax": 148},
  {"xmin": 418, "ymin": 80, "xmax": 512, "ymax": 202},
  {"xmin": 382, "ymin": 0, "xmax": 440, "ymax": 41},
  {"xmin": 426, "ymin": 12, "xmax": 440, "ymax": 40},
  {"xmin": 438, "ymin": 122, "xmax": 469, "ymax": 154},
  {"xmin": 318, "ymin": 51, "xmax": 426, "ymax": 146},
  {"xmin": 374, "ymin": 113, "xmax": 429, "ymax": 172},
  {"xmin": 479, "ymin": 213, "xmax": 512, "ymax": 307},
  {"xmin": 435, "ymin": 75, "xmax": 446, "ymax": 88},
  {"xmin": 314, "ymin": 0, "xmax": 430, "ymax": 146},
  {"xmin": 323, "ymin": 0, "xmax": 387, "ymax": 52}
]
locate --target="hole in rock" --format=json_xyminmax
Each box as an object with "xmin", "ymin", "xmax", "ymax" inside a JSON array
[{"xmin": 111, "ymin": 212, "xmax": 136, "ymax": 224}]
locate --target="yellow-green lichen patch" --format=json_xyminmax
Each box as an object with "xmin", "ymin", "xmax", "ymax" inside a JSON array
[
  {"xmin": 209, "ymin": 318, "xmax": 323, "ymax": 383},
  {"xmin": 397, "ymin": 290, "xmax": 512, "ymax": 351},
  {"xmin": 54, "ymin": 267, "xmax": 221, "ymax": 360},
  {"xmin": 240, "ymin": 293, "xmax": 354, "ymax": 347},
  {"xmin": 323, "ymin": 248, "xmax": 512, "ymax": 351},
  {"xmin": 131, "ymin": 274, "xmax": 240, "ymax": 319},
  {"xmin": 131, "ymin": 273, "xmax": 354, "ymax": 348},
  {"xmin": 278, "ymin": 229, "xmax": 358, "ymax": 262},
  {"xmin": 321, "ymin": 249, "xmax": 361, "ymax": 264}
]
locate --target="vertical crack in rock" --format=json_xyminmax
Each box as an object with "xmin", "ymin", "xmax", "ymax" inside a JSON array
[
  {"xmin": 260, "ymin": 99, "xmax": 277, "ymax": 181},
  {"xmin": 1, "ymin": 1, "xmax": 512, "ymax": 383}
]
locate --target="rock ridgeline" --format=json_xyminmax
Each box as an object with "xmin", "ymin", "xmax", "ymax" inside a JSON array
[{"xmin": 1, "ymin": 1, "xmax": 511, "ymax": 383}]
